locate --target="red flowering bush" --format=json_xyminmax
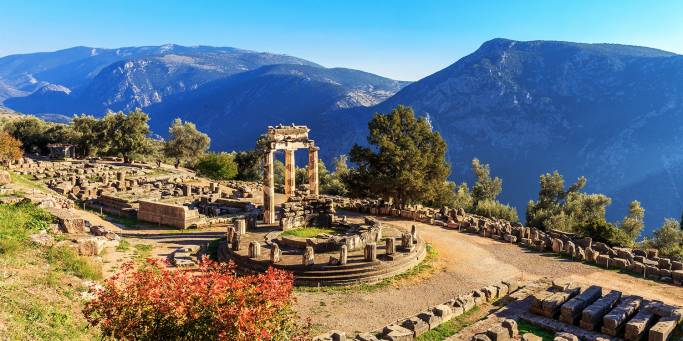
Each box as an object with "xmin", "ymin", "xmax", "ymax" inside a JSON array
[{"xmin": 83, "ymin": 257, "xmax": 309, "ymax": 340}]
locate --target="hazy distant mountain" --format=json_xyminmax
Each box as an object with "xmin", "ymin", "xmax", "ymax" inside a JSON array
[
  {"xmin": 146, "ymin": 64, "xmax": 407, "ymax": 151},
  {"xmin": 1, "ymin": 44, "xmax": 319, "ymax": 113},
  {"xmin": 317, "ymin": 38, "xmax": 683, "ymax": 233}
]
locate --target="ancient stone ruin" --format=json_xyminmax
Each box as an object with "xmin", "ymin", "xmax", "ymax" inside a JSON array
[
  {"xmin": 262, "ymin": 124, "xmax": 319, "ymax": 224},
  {"xmin": 525, "ymin": 282, "xmax": 682, "ymax": 341}
]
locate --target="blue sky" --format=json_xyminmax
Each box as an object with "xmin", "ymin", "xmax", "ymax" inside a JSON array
[{"xmin": 2, "ymin": 0, "xmax": 683, "ymax": 80}]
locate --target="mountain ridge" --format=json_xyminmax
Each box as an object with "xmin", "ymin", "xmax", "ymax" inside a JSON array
[{"xmin": 315, "ymin": 38, "xmax": 683, "ymax": 234}]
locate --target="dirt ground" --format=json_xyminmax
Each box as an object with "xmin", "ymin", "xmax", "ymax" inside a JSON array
[{"xmin": 294, "ymin": 216, "xmax": 683, "ymax": 335}]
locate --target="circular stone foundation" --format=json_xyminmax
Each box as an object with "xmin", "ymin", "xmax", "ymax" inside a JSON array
[{"xmin": 218, "ymin": 213, "xmax": 427, "ymax": 286}]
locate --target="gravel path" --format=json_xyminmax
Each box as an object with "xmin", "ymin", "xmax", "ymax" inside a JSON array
[{"xmin": 294, "ymin": 217, "xmax": 683, "ymax": 335}]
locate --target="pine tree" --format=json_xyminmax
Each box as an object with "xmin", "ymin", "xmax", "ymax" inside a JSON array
[{"xmin": 346, "ymin": 105, "xmax": 451, "ymax": 207}]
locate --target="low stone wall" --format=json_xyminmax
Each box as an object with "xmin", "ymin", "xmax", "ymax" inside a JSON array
[
  {"xmin": 279, "ymin": 196, "xmax": 336, "ymax": 230},
  {"xmin": 137, "ymin": 200, "xmax": 200, "ymax": 229},
  {"xmin": 336, "ymin": 199, "xmax": 683, "ymax": 288},
  {"xmin": 314, "ymin": 280, "xmax": 522, "ymax": 341}
]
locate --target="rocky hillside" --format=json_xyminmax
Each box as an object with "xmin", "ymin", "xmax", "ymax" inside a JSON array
[
  {"xmin": 317, "ymin": 38, "xmax": 683, "ymax": 233},
  {"xmin": 146, "ymin": 64, "xmax": 407, "ymax": 151},
  {"xmin": 1, "ymin": 44, "xmax": 322, "ymax": 114}
]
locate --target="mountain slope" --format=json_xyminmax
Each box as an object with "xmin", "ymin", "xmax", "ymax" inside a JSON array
[
  {"xmin": 318, "ymin": 38, "xmax": 683, "ymax": 233},
  {"xmin": 146, "ymin": 64, "xmax": 407, "ymax": 151},
  {"xmin": 1, "ymin": 44, "xmax": 319, "ymax": 113}
]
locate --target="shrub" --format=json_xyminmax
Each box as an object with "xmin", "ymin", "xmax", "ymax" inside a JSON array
[
  {"xmin": 83, "ymin": 258, "xmax": 308, "ymax": 340},
  {"xmin": 473, "ymin": 199, "xmax": 519, "ymax": 222},
  {"xmin": 194, "ymin": 152, "xmax": 238, "ymax": 180}
]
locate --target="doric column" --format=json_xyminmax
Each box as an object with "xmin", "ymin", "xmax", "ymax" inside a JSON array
[
  {"xmin": 284, "ymin": 149, "xmax": 296, "ymax": 197},
  {"xmin": 307, "ymin": 144, "xmax": 319, "ymax": 196},
  {"xmin": 263, "ymin": 149, "xmax": 276, "ymax": 224}
]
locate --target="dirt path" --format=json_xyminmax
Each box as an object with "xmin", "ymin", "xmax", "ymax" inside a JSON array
[{"xmin": 294, "ymin": 217, "xmax": 683, "ymax": 335}]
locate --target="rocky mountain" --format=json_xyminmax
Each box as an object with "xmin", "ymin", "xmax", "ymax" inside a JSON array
[
  {"xmin": 317, "ymin": 38, "xmax": 683, "ymax": 233},
  {"xmin": 1, "ymin": 44, "xmax": 320, "ymax": 114},
  {"xmin": 146, "ymin": 64, "xmax": 407, "ymax": 151}
]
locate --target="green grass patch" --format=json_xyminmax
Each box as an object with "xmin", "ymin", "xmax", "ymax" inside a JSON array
[
  {"xmin": 297, "ymin": 243, "xmax": 438, "ymax": 294},
  {"xmin": 517, "ymin": 320, "xmax": 554, "ymax": 341},
  {"xmin": 133, "ymin": 243, "xmax": 153, "ymax": 259},
  {"xmin": 281, "ymin": 227, "xmax": 336, "ymax": 238},
  {"xmin": 0, "ymin": 201, "xmax": 100, "ymax": 339},
  {"xmin": 116, "ymin": 239, "xmax": 130, "ymax": 251},
  {"xmin": 44, "ymin": 246, "xmax": 103, "ymax": 280},
  {"xmin": 9, "ymin": 172, "xmax": 48, "ymax": 192},
  {"xmin": 0, "ymin": 202, "xmax": 53, "ymax": 255},
  {"xmin": 416, "ymin": 306, "xmax": 480, "ymax": 341}
]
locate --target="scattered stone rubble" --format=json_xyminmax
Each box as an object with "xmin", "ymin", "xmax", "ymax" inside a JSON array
[
  {"xmin": 524, "ymin": 283, "xmax": 683, "ymax": 341},
  {"xmin": 8, "ymin": 157, "xmax": 259, "ymax": 229}
]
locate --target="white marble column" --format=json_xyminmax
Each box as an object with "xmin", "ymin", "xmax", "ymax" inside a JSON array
[
  {"xmin": 284, "ymin": 149, "xmax": 296, "ymax": 197},
  {"xmin": 307, "ymin": 145, "xmax": 319, "ymax": 196},
  {"xmin": 263, "ymin": 149, "xmax": 275, "ymax": 224}
]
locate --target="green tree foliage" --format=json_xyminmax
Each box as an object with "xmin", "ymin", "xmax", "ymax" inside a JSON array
[
  {"xmin": 71, "ymin": 115, "xmax": 105, "ymax": 157},
  {"xmin": 104, "ymin": 109, "xmax": 151, "ymax": 163},
  {"xmin": 526, "ymin": 171, "xmax": 586, "ymax": 229},
  {"xmin": 292, "ymin": 158, "xmax": 349, "ymax": 196},
  {"xmin": 642, "ymin": 218, "xmax": 683, "ymax": 261},
  {"xmin": 452, "ymin": 183, "xmax": 474, "ymax": 212},
  {"xmin": 273, "ymin": 159, "xmax": 286, "ymax": 190},
  {"xmin": 464, "ymin": 158, "xmax": 518, "ymax": 221},
  {"xmin": 323, "ymin": 155, "xmax": 350, "ymax": 196},
  {"xmin": 164, "ymin": 118, "xmax": 210, "ymax": 168},
  {"xmin": 194, "ymin": 153, "xmax": 238, "ymax": 180},
  {"xmin": 3, "ymin": 116, "xmax": 52, "ymax": 153},
  {"xmin": 234, "ymin": 150, "xmax": 262, "ymax": 181},
  {"xmin": 471, "ymin": 158, "xmax": 502, "ymax": 205},
  {"xmin": 526, "ymin": 171, "xmax": 637, "ymax": 246},
  {"xmin": 473, "ymin": 199, "xmax": 519, "ymax": 222},
  {"xmin": 619, "ymin": 200, "xmax": 645, "ymax": 241},
  {"xmin": 346, "ymin": 105, "xmax": 451, "ymax": 206}
]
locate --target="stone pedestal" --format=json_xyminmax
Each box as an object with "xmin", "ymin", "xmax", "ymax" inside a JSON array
[
  {"xmin": 386, "ymin": 237, "xmax": 396, "ymax": 255},
  {"xmin": 284, "ymin": 149, "xmax": 296, "ymax": 197},
  {"xmin": 263, "ymin": 149, "xmax": 275, "ymax": 224},
  {"xmin": 365, "ymin": 243, "xmax": 377, "ymax": 261},
  {"xmin": 234, "ymin": 218, "xmax": 247, "ymax": 235},
  {"xmin": 303, "ymin": 246, "xmax": 315, "ymax": 266},
  {"xmin": 340, "ymin": 245, "xmax": 348, "ymax": 265},
  {"xmin": 248, "ymin": 241, "xmax": 261, "ymax": 258},
  {"xmin": 231, "ymin": 234, "xmax": 241, "ymax": 251},
  {"xmin": 411, "ymin": 225, "xmax": 418, "ymax": 243},
  {"xmin": 182, "ymin": 184, "xmax": 192, "ymax": 196},
  {"xmin": 270, "ymin": 244, "xmax": 281, "ymax": 263},
  {"xmin": 402, "ymin": 233, "xmax": 414, "ymax": 251},
  {"xmin": 226, "ymin": 226, "xmax": 235, "ymax": 243}
]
